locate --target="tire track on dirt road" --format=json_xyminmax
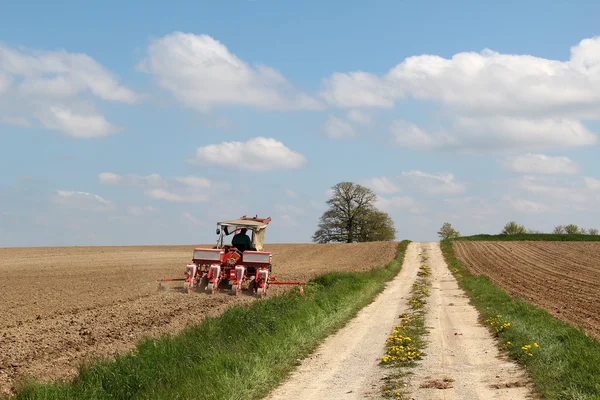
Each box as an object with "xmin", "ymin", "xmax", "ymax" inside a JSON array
[
  {"xmin": 404, "ymin": 242, "xmax": 532, "ymax": 400},
  {"xmin": 265, "ymin": 242, "xmax": 422, "ymax": 400}
]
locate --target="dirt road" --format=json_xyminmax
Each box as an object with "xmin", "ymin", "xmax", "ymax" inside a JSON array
[
  {"xmin": 266, "ymin": 242, "xmax": 421, "ymax": 399},
  {"xmin": 403, "ymin": 242, "xmax": 532, "ymax": 399},
  {"xmin": 0, "ymin": 242, "xmax": 397, "ymax": 395},
  {"xmin": 266, "ymin": 242, "xmax": 533, "ymax": 399}
]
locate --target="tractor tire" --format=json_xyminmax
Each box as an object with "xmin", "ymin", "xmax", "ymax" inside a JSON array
[
  {"xmin": 207, "ymin": 283, "xmax": 217, "ymax": 294},
  {"xmin": 230, "ymin": 284, "xmax": 240, "ymax": 296}
]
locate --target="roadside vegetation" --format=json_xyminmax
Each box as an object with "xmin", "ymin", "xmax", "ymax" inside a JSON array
[
  {"xmin": 454, "ymin": 233, "xmax": 600, "ymax": 241},
  {"xmin": 438, "ymin": 220, "xmax": 600, "ymax": 242},
  {"xmin": 441, "ymin": 239, "xmax": 600, "ymax": 399},
  {"xmin": 11, "ymin": 241, "xmax": 411, "ymax": 400},
  {"xmin": 380, "ymin": 247, "xmax": 431, "ymax": 399}
]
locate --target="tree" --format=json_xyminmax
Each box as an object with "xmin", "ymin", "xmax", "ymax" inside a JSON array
[
  {"xmin": 527, "ymin": 229, "xmax": 543, "ymax": 234},
  {"xmin": 588, "ymin": 228, "xmax": 599, "ymax": 235},
  {"xmin": 437, "ymin": 222, "xmax": 460, "ymax": 240},
  {"xmin": 501, "ymin": 221, "xmax": 526, "ymax": 235},
  {"xmin": 312, "ymin": 182, "xmax": 395, "ymax": 243},
  {"xmin": 356, "ymin": 209, "xmax": 396, "ymax": 242},
  {"xmin": 553, "ymin": 225, "xmax": 566, "ymax": 234},
  {"xmin": 565, "ymin": 224, "xmax": 580, "ymax": 235}
]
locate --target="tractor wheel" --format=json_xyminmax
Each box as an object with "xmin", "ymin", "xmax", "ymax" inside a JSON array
[
  {"xmin": 230, "ymin": 284, "xmax": 240, "ymax": 296},
  {"xmin": 256, "ymin": 285, "xmax": 266, "ymax": 298},
  {"xmin": 207, "ymin": 283, "xmax": 217, "ymax": 294}
]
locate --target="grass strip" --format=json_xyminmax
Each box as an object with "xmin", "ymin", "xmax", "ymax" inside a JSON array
[
  {"xmin": 11, "ymin": 240, "xmax": 411, "ymax": 400},
  {"xmin": 441, "ymin": 239, "xmax": 600, "ymax": 400},
  {"xmin": 455, "ymin": 233, "xmax": 600, "ymax": 242},
  {"xmin": 380, "ymin": 249, "xmax": 431, "ymax": 399}
]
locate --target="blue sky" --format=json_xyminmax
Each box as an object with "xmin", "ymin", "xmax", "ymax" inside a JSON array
[{"xmin": 2, "ymin": 0, "xmax": 600, "ymax": 246}]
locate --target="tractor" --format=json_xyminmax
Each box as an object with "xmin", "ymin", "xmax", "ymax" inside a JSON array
[{"xmin": 157, "ymin": 216, "xmax": 305, "ymax": 297}]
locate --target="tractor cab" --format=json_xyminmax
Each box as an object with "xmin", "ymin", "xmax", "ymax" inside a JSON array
[{"xmin": 215, "ymin": 216, "xmax": 272, "ymax": 253}]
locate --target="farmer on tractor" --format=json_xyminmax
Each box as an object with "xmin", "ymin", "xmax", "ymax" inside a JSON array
[{"xmin": 232, "ymin": 228, "xmax": 254, "ymax": 252}]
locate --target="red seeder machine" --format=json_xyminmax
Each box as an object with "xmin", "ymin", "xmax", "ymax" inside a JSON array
[{"xmin": 157, "ymin": 216, "xmax": 305, "ymax": 297}]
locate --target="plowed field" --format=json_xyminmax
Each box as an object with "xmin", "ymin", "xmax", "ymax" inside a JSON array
[
  {"xmin": 453, "ymin": 241, "xmax": 600, "ymax": 341},
  {"xmin": 0, "ymin": 242, "xmax": 398, "ymax": 395}
]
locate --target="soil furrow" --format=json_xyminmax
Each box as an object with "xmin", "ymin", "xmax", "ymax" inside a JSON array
[{"xmin": 454, "ymin": 241, "xmax": 600, "ymax": 341}]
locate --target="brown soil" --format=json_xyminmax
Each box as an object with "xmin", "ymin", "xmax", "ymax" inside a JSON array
[
  {"xmin": 453, "ymin": 241, "xmax": 600, "ymax": 341},
  {"xmin": 0, "ymin": 242, "xmax": 398, "ymax": 395},
  {"xmin": 419, "ymin": 377, "xmax": 455, "ymax": 389}
]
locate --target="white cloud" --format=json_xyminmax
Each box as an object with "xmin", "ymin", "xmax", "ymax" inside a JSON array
[
  {"xmin": 146, "ymin": 189, "xmax": 208, "ymax": 203},
  {"xmin": 36, "ymin": 105, "xmax": 119, "ymax": 138},
  {"xmin": 504, "ymin": 153, "xmax": 580, "ymax": 175},
  {"xmin": 517, "ymin": 176, "xmax": 588, "ymax": 203},
  {"xmin": 127, "ymin": 206, "xmax": 158, "ymax": 216},
  {"xmin": 453, "ymin": 117, "xmax": 596, "ymax": 152},
  {"xmin": 98, "ymin": 172, "xmax": 122, "ymax": 184},
  {"xmin": 0, "ymin": 41, "xmax": 137, "ymax": 137},
  {"xmin": 140, "ymin": 32, "xmax": 322, "ymax": 112},
  {"xmin": 390, "ymin": 117, "xmax": 596, "ymax": 153},
  {"xmin": 584, "ymin": 177, "xmax": 600, "ymax": 190},
  {"xmin": 98, "ymin": 172, "xmax": 223, "ymax": 203},
  {"xmin": 0, "ymin": 72, "xmax": 11, "ymax": 93},
  {"xmin": 390, "ymin": 120, "xmax": 437, "ymax": 149},
  {"xmin": 346, "ymin": 109, "xmax": 372, "ymax": 124},
  {"xmin": 376, "ymin": 196, "xmax": 416, "ymax": 210},
  {"xmin": 54, "ymin": 190, "xmax": 115, "ymax": 212},
  {"xmin": 99, "ymin": 172, "xmax": 164, "ymax": 186},
  {"xmin": 323, "ymin": 109, "xmax": 375, "ymax": 139},
  {"xmin": 324, "ymin": 37, "xmax": 600, "ymax": 153},
  {"xmin": 174, "ymin": 176, "xmax": 212, "ymax": 188},
  {"xmin": 322, "ymin": 36, "xmax": 600, "ymax": 118},
  {"xmin": 364, "ymin": 172, "xmax": 466, "ymax": 200},
  {"xmin": 363, "ymin": 177, "xmax": 400, "ymax": 194},
  {"xmin": 189, "ymin": 137, "xmax": 307, "ymax": 171},
  {"xmin": 401, "ymin": 171, "xmax": 467, "ymax": 194},
  {"xmin": 322, "ymin": 115, "xmax": 356, "ymax": 138},
  {"xmin": 320, "ymin": 71, "xmax": 399, "ymax": 108},
  {"xmin": 503, "ymin": 195, "xmax": 551, "ymax": 213}
]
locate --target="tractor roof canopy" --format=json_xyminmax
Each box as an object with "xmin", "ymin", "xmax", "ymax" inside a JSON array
[{"xmin": 218, "ymin": 219, "xmax": 270, "ymax": 230}]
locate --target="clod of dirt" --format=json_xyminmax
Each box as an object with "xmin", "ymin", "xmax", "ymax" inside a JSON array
[
  {"xmin": 490, "ymin": 381, "xmax": 528, "ymax": 389},
  {"xmin": 419, "ymin": 377, "xmax": 455, "ymax": 389}
]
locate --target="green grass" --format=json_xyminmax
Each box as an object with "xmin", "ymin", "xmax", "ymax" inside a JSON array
[
  {"xmin": 455, "ymin": 233, "xmax": 600, "ymax": 241},
  {"xmin": 441, "ymin": 239, "xmax": 600, "ymax": 400},
  {"xmin": 11, "ymin": 240, "xmax": 411, "ymax": 400},
  {"xmin": 380, "ymin": 252, "xmax": 431, "ymax": 399}
]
